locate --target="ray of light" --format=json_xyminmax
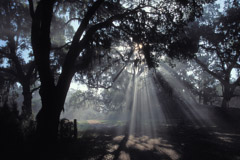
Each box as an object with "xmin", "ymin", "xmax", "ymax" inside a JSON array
[
  {"xmin": 121, "ymin": 65, "xmax": 167, "ymax": 138},
  {"xmin": 156, "ymin": 62, "xmax": 216, "ymax": 127}
]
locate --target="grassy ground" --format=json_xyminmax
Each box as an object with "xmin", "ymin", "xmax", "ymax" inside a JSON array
[
  {"xmin": 1, "ymin": 107, "xmax": 240, "ymax": 160},
  {"xmin": 77, "ymin": 120, "xmax": 125, "ymax": 132},
  {"xmin": 62, "ymin": 107, "xmax": 240, "ymax": 160},
  {"xmin": 56, "ymin": 107, "xmax": 240, "ymax": 160},
  {"xmin": 51, "ymin": 123, "xmax": 240, "ymax": 160}
]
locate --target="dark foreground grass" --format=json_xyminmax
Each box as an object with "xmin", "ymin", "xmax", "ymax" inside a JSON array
[{"xmin": 1, "ymin": 107, "xmax": 240, "ymax": 160}]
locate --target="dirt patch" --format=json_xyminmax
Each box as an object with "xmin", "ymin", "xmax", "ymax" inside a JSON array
[{"xmin": 87, "ymin": 120, "xmax": 102, "ymax": 124}]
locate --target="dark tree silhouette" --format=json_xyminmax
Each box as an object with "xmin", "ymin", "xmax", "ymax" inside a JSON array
[
  {"xmin": 0, "ymin": 0, "xmax": 38, "ymax": 120},
  {"xmin": 194, "ymin": 1, "xmax": 240, "ymax": 108},
  {"xmin": 0, "ymin": 72, "xmax": 17, "ymax": 106}
]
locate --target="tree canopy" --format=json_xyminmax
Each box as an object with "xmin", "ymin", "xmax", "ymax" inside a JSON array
[
  {"xmin": 0, "ymin": 0, "xmax": 37, "ymax": 119},
  {"xmin": 0, "ymin": 0, "xmax": 217, "ymax": 141},
  {"xmin": 193, "ymin": 1, "xmax": 240, "ymax": 108}
]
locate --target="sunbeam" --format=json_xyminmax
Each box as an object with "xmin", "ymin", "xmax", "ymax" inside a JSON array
[
  {"xmin": 116, "ymin": 64, "xmax": 167, "ymax": 138},
  {"xmin": 156, "ymin": 62, "xmax": 216, "ymax": 127}
]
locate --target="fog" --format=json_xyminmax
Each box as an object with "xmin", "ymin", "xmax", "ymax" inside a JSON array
[{"xmin": 60, "ymin": 61, "xmax": 224, "ymax": 134}]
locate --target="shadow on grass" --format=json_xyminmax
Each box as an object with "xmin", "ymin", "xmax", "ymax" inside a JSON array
[{"xmin": 1, "ymin": 108, "xmax": 240, "ymax": 160}]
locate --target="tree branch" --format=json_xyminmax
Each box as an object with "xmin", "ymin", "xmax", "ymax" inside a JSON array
[
  {"xmin": 215, "ymin": 48, "xmax": 226, "ymax": 72},
  {"xmin": 51, "ymin": 41, "xmax": 72, "ymax": 50},
  {"xmin": 31, "ymin": 85, "xmax": 41, "ymax": 94},
  {"xmin": 112, "ymin": 64, "xmax": 127, "ymax": 83},
  {"xmin": 65, "ymin": 18, "xmax": 80, "ymax": 25},
  {"xmin": 26, "ymin": 61, "xmax": 36, "ymax": 79},
  {"xmin": 28, "ymin": 0, "xmax": 35, "ymax": 18},
  {"xmin": 72, "ymin": 0, "xmax": 104, "ymax": 44},
  {"xmin": 113, "ymin": 49, "xmax": 132, "ymax": 62},
  {"xmin": 194, "ymin": 57, "xmax": 225, "ymax": 84},
  {"xmin": 0, "ymin": 67, "xmax": 18, "ymax": 77},
  {"xmin": 228, "ymin": 50, "xmax": 240, "ymax": 73},
  {"xmin": 88, "ymin": 84, "xmax": 112, "ymax": 90}
]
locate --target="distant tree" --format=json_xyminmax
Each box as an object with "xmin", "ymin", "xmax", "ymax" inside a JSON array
[
  {"xmin": 173, "ymin": 60, "xmax": 220, "ymax": 105},
  {"xmin": 194, "ymin": 1, "xmax": 240, "ymax": 108},
  {"xmin": 0, "ymin": 0, "xmax": 38, "ymax": 120},
  {"xmin": 194, "ymin": 71, "xmax": 219, "ymax": 105},
  {"xmin": 0, "ymin": 0, "xmax": 73, "ymax": 120},
  {"xmin": 69, "ymin": 65, "xmax": 133, "ymax": 113},
  {"xmin": 0, "ymin": 72, "xmax": 17, "ymax": 106}
]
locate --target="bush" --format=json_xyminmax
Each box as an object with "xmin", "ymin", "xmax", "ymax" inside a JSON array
[{"xmin": 0, "ymin": 102, "xmax": 23, "ymax": 145}]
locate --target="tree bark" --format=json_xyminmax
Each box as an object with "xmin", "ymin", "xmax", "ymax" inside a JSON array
[
  {"xmin": 221, "ymin": 85, "xmax": 232, "ymax": 109},
  {"xmin": 30, "ymin": 0, "xmax": 60, "ymax": 142},
  {"xmin": 36, "ymin": 85, "xmax": 60, "ymax": 142},
  {"xmin": 29, "ymin": 0, "xmax": 110, "ymax": 142},
  {"xmin": 35, "ymin": 76, "xmax": 74, "ymax": 142},
  {"xmin": 21, "ymin": 83, "xmax": 32, "ymax": 120},
  {"xmin": 221, "ymin": 98, "xmax": 230, "ymax": 109}
]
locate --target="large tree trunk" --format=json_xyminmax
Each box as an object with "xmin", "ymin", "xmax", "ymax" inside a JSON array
[
  {"xmin": 203, "ymin": 94, "xmax": 208, "ymax": 105},
  {"xmin": 30, "ymin": 0, "xmax": 59, "ymax": 142},
  {"xmin": 221, "ymin": 85, "xmax": 232, "ymax": 109},
  {"xmin": 36, "ymin": 85, "xmax": 61, "ymax": 142},
  {"xmin": 221, "ymin": 97, "xmax": 230, "ymax": 108},
  {"xmin": 30, "ymin": 0, "xmax": 102, "ymax": 142},
  {"xmin": 221, "ymin": 91, "xmax": 231, "ymax": 109},
  {"xmin": 198, "ymin": 95, "xmax": 201, "ymax": 104},
  {"xmin": 21, "ymin": 83, "xmax": 32, "ymax": 120},
  {"xmin": 35, "ymin": 75, "xmax": 73, "ymax": 143}
]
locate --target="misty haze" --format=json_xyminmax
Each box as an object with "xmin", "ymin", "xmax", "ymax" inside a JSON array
[{"xmin": 0, "ymin": 0, "xmax": 240, "ymax": 160}]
